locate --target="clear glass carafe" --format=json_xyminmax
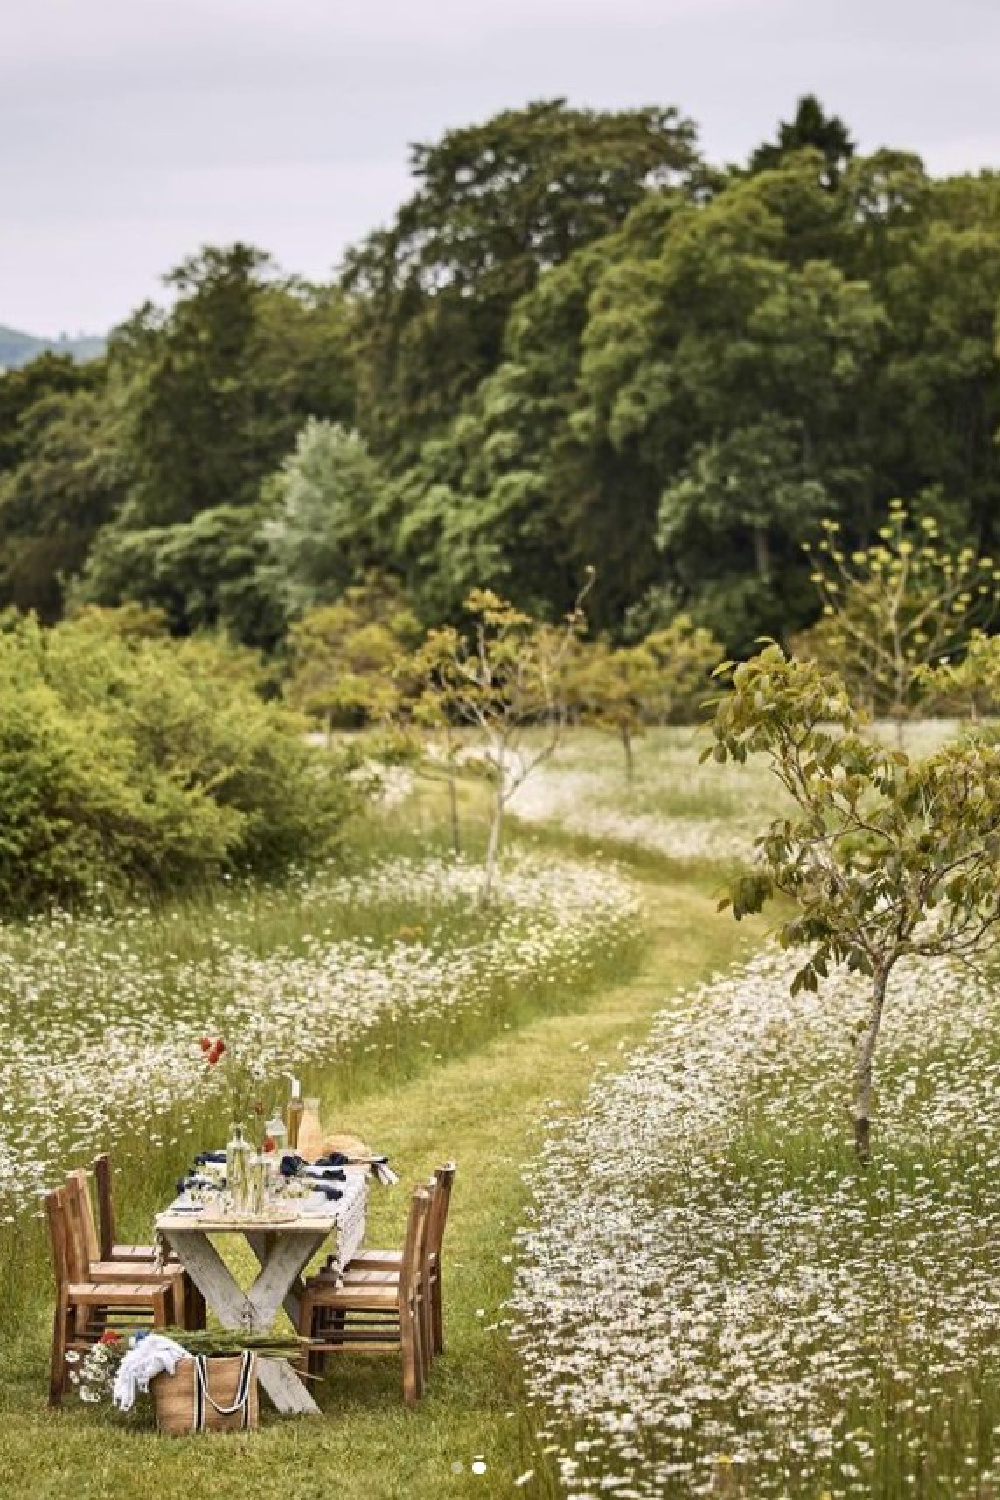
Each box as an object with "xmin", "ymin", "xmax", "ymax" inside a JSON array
[
  {"xmin": 226, "ymin": 1123, "xmax": 251, "ymax": 1212},
  {"xmin": 297, "ymin": 1096, "xmax": 324, "ymax": 1161}
]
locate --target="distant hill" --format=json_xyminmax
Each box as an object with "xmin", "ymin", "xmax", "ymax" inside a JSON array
[{"xmin": 0, "ymin": 325, "xmax": 106, "ymax": 370}]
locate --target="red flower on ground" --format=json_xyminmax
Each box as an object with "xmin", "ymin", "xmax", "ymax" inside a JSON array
[{"xmin": 199, "ymin": 1036, "xmax": 213, "ymax": 1053}]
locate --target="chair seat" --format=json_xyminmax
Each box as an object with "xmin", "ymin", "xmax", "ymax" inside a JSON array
[
  {"xmin": 88, "ymin": 1260, "xmax": 182, "ymax": 1283},
  {"xmin": 342, "ymin": 1268, "xmax": 399, "ymax": 1286},
  {"xmin": 68, "ymin": 1281, "xmax": 167, "ymax": 1304},
  {"xmin": 348, "ymin": 1248, "xmax": 402, "ymax": 1269},
  {"xmin": 305, "ymin": 1278, "xmax": 399, "ymax": 1309}
]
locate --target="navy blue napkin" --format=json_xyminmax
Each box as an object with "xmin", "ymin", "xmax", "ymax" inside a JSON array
[{"xmin": 310, "ymin": 1182, "xmax": 344, "ymax": 1201}]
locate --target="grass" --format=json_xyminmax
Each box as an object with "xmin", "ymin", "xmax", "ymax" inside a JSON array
[
  {"xmin": 11, "ymin": 719, "xmax": 974, "ymax": 1500},
  {"xmin": 0, "ymin": 812, "xmax": 767, "ymax": 1499},
  {"xmin": 508, "ymin": 730, "xmax": 1000, "ymax": 1498}
]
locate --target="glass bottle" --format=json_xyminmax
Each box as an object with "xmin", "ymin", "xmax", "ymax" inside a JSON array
[
  {"xmin": 286, "ymin": 1080, "xmax": 304, "ymax": 1151},
  {"xmin": 226, "ymin": 1123, "xmax": 251, "ymax": 1212},
  {"xmin": 297, "ymin": 1096, "xmax": 324, "ymax": 1161}
]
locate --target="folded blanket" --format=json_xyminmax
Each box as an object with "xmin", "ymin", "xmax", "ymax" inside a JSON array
[{"xmin": 113, "ymin": 1333, "xmax": 189, "ymax": 1411}]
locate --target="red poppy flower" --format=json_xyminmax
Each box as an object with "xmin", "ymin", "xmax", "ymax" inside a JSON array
[
  {"xmin": 262, "ymin": 1137, "xmax": 275, "ymax": 1153},
  {"xmin": 207, "ymin": 1043, "xmax": 222, "ymax": 1065},
  {"xmin": 199, "ymin": 1036, "xmax": 213, "ymax": 1053},
  {"xmin": 99, "ymin": 1330, "xmax": 122, "ymax": 1345},
  {"xmin": 215, "ymin": 1039, "xmax": 227, "ymax": 1058}
]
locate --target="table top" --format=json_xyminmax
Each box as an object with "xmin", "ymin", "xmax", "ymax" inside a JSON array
[{"xmin": 156, "ymin": 1174, "xmax": 365, "ymax": 1236}]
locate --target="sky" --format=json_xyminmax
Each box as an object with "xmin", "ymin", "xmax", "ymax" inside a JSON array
[{"xmin": 2, "ymin": 0, "xmax": 999, "ymax": 338}]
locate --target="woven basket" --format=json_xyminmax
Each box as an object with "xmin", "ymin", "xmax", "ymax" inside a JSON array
[{"xmin": 152, "ymin": 1353, "xmax": 259, "ymax": 1435}]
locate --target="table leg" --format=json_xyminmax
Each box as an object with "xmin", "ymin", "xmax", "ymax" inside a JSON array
[
  {"xmin": 246, "ymin": 1230, "xmax": 318, "ymax": 1329},
  {"xmin": 165, "ymin": 1230, "xmax": 326, "ymax": 1416}
]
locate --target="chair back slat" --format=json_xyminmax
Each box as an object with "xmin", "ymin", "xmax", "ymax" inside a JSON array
[
  {"xmin": 65, "ymin": 1168, "xmax": 100, "ymax": 1265},
  {"xmin": 60, "ymin": 1178, "xmax": 92, "ymax": 1283},
  {"xmin": 45, "ymin": 1189, "xmax": 70, "ymax": 1291},
  {"xmin": 399, "ymin": 1187, "xmax": 431, "ymax": 1301},
  {"xmin": 427, "ymin": 1162, "xmax": 456, "ymax": 1261},
  {"xmin": 93, "ymin": 1153, "xmax": 115, "ymax": 1261}
]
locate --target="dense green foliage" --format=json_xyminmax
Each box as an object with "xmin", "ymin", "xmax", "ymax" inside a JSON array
[
  {"xmin": 0, "ymin": 611, "xmax": 356, "ymax": 911},
  {"xmin": 4, "ymin": 96, "xmax": 1000, "ymax": 653}
]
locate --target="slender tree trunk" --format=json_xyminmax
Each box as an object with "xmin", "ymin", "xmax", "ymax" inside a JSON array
[
  {"xmin": 753, "ymin": 523, "xmax": 771, "ymax": 584},
  {"xmin": 325, "ymin": 711, "xmax": 334, "ymax": 751},
  {"xmin": 855, "ymin": 965, "xmax": 890, "ymax": 1160},
  {"xmin": 447, "ymin": 772, "xmax": 461, "ymax": 853},
  {"xmin": 481, "ymin": 782, "xmax": 504, "ymax": 906},
  {"xmin": 622, "ymin": 725, "xmax": 634, "ymax": 784}
]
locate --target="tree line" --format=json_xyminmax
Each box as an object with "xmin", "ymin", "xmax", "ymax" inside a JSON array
[{"xmin": 3, "ymin": 94, "xmax": 1000, "ymax": 664}]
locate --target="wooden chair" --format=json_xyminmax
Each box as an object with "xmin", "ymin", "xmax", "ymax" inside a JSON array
[
  {"xmin": 45, "ymin": 1185, "xmax": 173, "ymax": 1405},
  {"xmin": 298, "ymin": 1186, "xmax": 430, "ymax": 1409},
  {"xmin": 63, "ymin": 1169, "xmax": 193, "ymax": 1328},
  {"xmin": 343, "ymin": 1162, "xmax": 455, "ymax": 1362},
  {"xmin": 93, "ymin": 1152, "xmax": 170, "ymax": 1261},
  {"xmin": 91, "ymin": 1154, "xmax": 206, "ymax": 1329}
]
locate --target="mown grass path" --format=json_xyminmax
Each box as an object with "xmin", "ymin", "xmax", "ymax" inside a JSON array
[{"xmin": 0, "ymin": 865, "xmax": 767, "ymax": 1500}]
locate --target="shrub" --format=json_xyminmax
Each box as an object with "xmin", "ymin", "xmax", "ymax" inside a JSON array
[{"xmin": 0, "ymin": 612, "xmax": 357, "ymax": 911}]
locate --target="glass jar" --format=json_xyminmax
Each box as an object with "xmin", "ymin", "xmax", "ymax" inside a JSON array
[
  {"xmin": 226, "ymin": 1124, "xmax": 251, "ymax": 1212},
  {"xmin": 265, "ymin": 1114, "xmax": 288, "ymax": 1157},
  {"xmin": 261, "ymin": 1148, "xmax": 279, "ymax": 1203}
]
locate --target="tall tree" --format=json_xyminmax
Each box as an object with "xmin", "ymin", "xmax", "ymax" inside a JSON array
[
  {"xmin": 262, "ymin": 421, "xmax": 391, "ymax": 615},
  {"xmin": 0, "ymin": 385, "xmax": 123, "ymax": 620},
  {"xmin": 749, "ymin": 95, "xmax": 855, "ymax": 187},
  {"xmin": 344, "ymin": 100, "xmax": 699, "ymax": 461},
  {"xmin": 110, "ymin": 247, "xmax": 356, "ymax": 529},
  {"xmin": 84, "ymin": 248, "xmax": 358, "ymax": 638}
]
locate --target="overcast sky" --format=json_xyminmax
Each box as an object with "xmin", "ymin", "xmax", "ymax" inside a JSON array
[{"xmin": 2, "ymin": 0, "xmax": 999, "ymax": 337}]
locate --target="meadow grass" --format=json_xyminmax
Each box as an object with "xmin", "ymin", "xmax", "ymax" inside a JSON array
[
  {"xmin": 0, "ymin": 765, "xmax": 767, "ymax": 1499},
  {"xmin": 4, "ymin": 720, "xmax": 990, "ymax": 1500},
  {"xmin": 510, "ymin": 770, "xmax": 1000, "ymax": 1500}
]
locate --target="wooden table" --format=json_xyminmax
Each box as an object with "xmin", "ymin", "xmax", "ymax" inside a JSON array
[{"xmin": 156, "ymin": 1176, "xmax": 366, "ymax": 1415}]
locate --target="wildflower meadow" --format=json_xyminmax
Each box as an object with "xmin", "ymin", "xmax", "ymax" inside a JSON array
[{"xmin": 4, "ymin": 724, "xmax": 999, "ymax": 1500}]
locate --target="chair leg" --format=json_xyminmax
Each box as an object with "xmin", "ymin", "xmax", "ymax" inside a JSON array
[
  {"xmin": 418, "ymin": 1288, "xmax": 431, "ymax": 1381},
  {"xmin": 400, "ymin": 1306, "xmax": 419, "ymax": 1409},
  {"xmin": 49, "ymin": 1299, "xmax": 69, "ymax": 1407},
  {"xmin": 152, "ymin": 1286, "xmax": 169, "ymax": 1328},
  {"xmin": 182, "ymin": 1276, "xmax": 206, "ymax": 1331},
  {"xmin": 432, "ymin": 1269, "xmax": 444, "ymax": 1356},
  {"xmin": 299, "ymin": 1296, "xmax": 315, "ymax": 1376}
]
